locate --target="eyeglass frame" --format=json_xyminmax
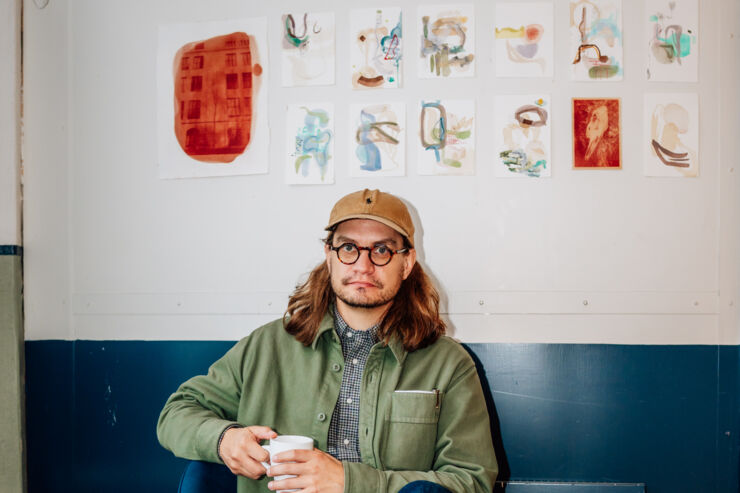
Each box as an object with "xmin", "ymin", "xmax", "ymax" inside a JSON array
[{"xmin": 327, "ymin": 241, "xmax": 410, "ymax": 267}]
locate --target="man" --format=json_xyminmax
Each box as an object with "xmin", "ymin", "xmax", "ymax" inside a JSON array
[{"xmin": 157, "ymin": 189, "xmax": 498, "ymax": 493}]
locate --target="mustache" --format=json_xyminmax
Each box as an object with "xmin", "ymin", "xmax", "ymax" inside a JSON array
[{"xmin": 341, "ymin": 277, "xmax": 383, "ymax": 288}]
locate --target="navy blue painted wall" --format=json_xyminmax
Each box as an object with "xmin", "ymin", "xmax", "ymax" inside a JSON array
[{"xmin": 24, "ymin": 341, "xmax": 740, "ymax": 493}]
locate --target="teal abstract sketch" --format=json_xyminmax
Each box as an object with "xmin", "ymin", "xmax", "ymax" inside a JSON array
[
  {"xmin": 419, "ymin": 99, "xmax": 475, "ymax": 174},
  {"xmin": 569, "ymin": 0, "xmax": 623, "ymax": 81},
  {"xmin": 495, "ymin": 95, "xmax": 551, "ymax": 178},
  {"xmin": 288, "ymin": 105, "xmax": 333, "ymax": 183},
  {"xmin": 351, "ymin": 8, "xmax": 403, "ymax": 89},
  {"xmin": 281, "ymin": 12, "xmax": 335, "ymax": 86},
  {"xmin": 349, "ymin": 102, "xmax": 405, "ymax": 177},
  {"xmin": 646, "ymin": 0, "xmax": 698, "ymax": 81}
]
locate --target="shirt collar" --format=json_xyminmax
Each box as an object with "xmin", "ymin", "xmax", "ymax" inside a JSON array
[
  {"xmin": 333, "ymin": 304, "xmax": 380, "ymax": 344},
  {"xmin": 309, "ymin": 305, "xmax": 407, "ymax": 364}
]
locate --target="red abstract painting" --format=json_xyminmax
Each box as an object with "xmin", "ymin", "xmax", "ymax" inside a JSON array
[
  {"xmin": 572, "ymin": 98, "xmax": 621, "ymax": 168},
  {"xmin": 173, "ymin": 32, "xmax": 263, "ymax": 163}
]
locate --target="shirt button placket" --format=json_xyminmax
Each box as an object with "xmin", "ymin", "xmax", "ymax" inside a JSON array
[{"xmin": 359, "ymin": 352, "xmax": 381, "ymax": 467}]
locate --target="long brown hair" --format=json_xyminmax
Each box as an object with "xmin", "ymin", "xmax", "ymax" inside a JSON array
[{"xmin": 283, "ymin": 234, "xmax": 446, "ymax": 352}]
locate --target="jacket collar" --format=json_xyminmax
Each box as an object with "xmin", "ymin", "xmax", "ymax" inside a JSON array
[
  {"xmin": 310, "ymin": 307, "xmax": 408, "ymax": 365},
  {"xmin": 385, "ymin": 335, "xmax": 408, "ymax": 365},
  {"xmin": 310, "ymin": 310, "xmax": 336, "ymax": 350}
]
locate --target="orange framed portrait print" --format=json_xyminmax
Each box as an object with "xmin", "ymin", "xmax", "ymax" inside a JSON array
[{"xmin": 572, "ymin": 97, "xmax": 621, "ymax": 169}]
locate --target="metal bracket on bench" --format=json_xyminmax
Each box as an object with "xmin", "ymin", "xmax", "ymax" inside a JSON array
[{"xmin": 494, "ymin": 482, "xmax": 646, "ymax": 492}]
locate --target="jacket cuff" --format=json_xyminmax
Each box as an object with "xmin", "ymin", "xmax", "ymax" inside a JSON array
[
  {"xmin": 216, "ymin": 423, "xmax": 244, "ymax": 463},
  {"xmin": 344, "ymin": 461, "xmax": 384, "ymax": 493},
  {"xmin": 195, "ymin": 420, "xmax": 242, "ymax": 463}
]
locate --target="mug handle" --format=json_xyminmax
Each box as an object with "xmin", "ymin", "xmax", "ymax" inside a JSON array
[{"xmin": 260, "ymin": 444, "xmax": 271, "ymax": 470}]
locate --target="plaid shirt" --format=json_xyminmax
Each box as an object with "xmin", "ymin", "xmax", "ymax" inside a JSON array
[{"xmin": 326, "ymin": 305, "xmax": 380, "ymax": 462}]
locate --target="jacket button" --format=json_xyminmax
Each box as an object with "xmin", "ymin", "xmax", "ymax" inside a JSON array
[
  {"xmin": 332, "ymin": 363, "xmax": 341, "ymax": 372},
  {"xmin": 317, "ymin": 413, "xmax": 326, "ymax": 422}
]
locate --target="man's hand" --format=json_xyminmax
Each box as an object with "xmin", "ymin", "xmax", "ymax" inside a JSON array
[
  {"xmin": 267, "ymin": 448, "xmax": 344, "ymax": 493},
  {"xmin": 219, "ymin": 425, "xmax": 278, "ymax": 479}
]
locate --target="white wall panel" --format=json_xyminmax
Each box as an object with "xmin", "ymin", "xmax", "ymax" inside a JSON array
[
  {"xmin": 0, "ymin": 0, "xmax": 20, "ymax": 245},
  {"xmin": 718, "ymin": 0, "xmax": 740, "ymax": 344},
  {"xmin": 23, "ymin": 0, "xmax": 73, "ymax": 340},
  {"xmin": 23, "ymin": 0, "xmax": 739, "ymax": 343}
]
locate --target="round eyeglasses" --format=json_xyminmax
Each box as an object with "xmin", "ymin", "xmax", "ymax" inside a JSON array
[{"xmin": 329, "ymin": 242, "xmax": 409, "ymax": 267}]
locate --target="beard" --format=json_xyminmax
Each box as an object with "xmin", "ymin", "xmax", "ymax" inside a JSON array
[{"xmin": 330, "ymin": 272, "xmax": 403, "ymax": 309}]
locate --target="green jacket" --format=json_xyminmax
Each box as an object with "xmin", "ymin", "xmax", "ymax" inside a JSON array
[{"xmin": 157, "ymin": 311, "xmax": 498, "ymax": 493}]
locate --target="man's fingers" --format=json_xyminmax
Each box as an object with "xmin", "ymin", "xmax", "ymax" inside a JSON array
[
  {"xmin": 242, "ymin": 456, "xmax": 269, "ymax": 479},
  {"xmin": 267, "ymin": 460, "xmax": 308, "ymax": 478},
  {"xmin": 269, "ymin": 476, "xmax": 305, "ymax": 492},
  {"xmin": 272, "ymin": 448, "xmax": 313, "ymax": 463},
  {"xmin": 231, "ymin": 456, "xmax": 268, "ymax": 480},
  {"xmin": 221, "ymin": 426, "xmax": 273, "ymax": 480},
  {"xmin": 248, "ymin": 425, "xmax": 278, "ymax": 440},
  {"xmin": 246, "ymin": 439, "xmax": 271, "ymax": 463}
]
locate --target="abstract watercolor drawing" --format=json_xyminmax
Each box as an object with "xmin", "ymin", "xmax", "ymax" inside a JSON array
[
  {"xmin": 494, "ymin": 3, "xmax": 553, "ymax": 78},
  {"xmin": 418, "ymin": 99, "xmax": 475, "ymax": 175},
  {"xmin": 286, "ymin": 103, "xmax": 334, "ymax": 184},
  {"xmin": 572, "ymin": 98, "xmax": 621, "ymax": 168},
  {"xmin": 281, "ymin": 12, "xmax": 335, "ymax": 87},
  {"xmin": 418, "ymin": 4, "xmax": 475, "ymax": 78},
  {"xmin": 494, "ymin": 95, "xmax": 551, "ymax": 178},
  {"xmin": 349, "ymin": 103, "xmax": 405, "ymax": 177},
  {"xmin": 644, "ymin": 93, "xmax": 698, "ymax": 177},
  {"xmin": 350, "ymin": 8, "xmax": 402, "ymax": 89},
  {"xmin": 569, "ymin": 0, "xmax": 623, "ymax": 81},
  {"xmin": 157, "ymin": 18, "xmax": 269, "ymax": 178},
  {"xmin": 646, "ymin": 0, "xmax": 698, "ymax": 82}
]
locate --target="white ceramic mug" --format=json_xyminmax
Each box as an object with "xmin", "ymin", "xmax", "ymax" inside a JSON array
[{"xmin": 261, "ymin": 435, "xmax": 314, "ymax": 493}]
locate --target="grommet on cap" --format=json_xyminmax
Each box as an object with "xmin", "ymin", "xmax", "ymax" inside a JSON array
[{"xmin": 366, "ymin": 198, "xmax": 372, "ymax": 204}]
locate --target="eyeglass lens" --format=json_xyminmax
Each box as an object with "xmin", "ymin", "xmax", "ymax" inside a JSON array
[{"xmin": 336, "ymin": 243, "xmax": 393, "ymax": 266}]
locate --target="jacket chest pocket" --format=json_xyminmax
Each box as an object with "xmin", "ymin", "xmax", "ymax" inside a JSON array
[{"xmin": 381, "ymin": 391, "xmax": 442, "ymax": 471}]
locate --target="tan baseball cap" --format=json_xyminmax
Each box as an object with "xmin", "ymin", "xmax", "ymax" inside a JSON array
[{"xmin": 325, "ymin": 189, "xmax": 415, "ymax": 247}]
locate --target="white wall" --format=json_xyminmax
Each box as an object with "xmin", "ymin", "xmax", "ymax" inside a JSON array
[
  {"xmin": 23, "ymin": 0, "xmax": 740, "ymax": 344},
  {"xmin": 718, "ymin": 0, "xmax": 740, "ymax": 344},
  {"xmin": 23, "ymin": 0, "xmax": 72, "ymax": 339},
  {"xmin": 1, "ymin": 0, "xmax": 21, "ymax": 245}
]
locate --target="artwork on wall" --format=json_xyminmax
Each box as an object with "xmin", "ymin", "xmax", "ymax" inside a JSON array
[
  {"xmin": 569, "ymin": 0, "xmax": 623, "ymax": 81},
  {"xmin": 350, "ymin": 8, "xmax": 402, "ymax": 89},
  {"xmin": 281, "ymin": 12, "xmax": 335, "ymax": 87},
  {"xmin": 572, "ymin": 98, "xmax": 621, "ymax": 168},
  {"xmin": 285, "ymin": 103, "xmax": 334, "ymax": 184},
  {"xmin": 157, "ymin": 18, "xmax": 269, "ymax": 178},
  {"xmin": 418, "ymin": 99, "xmax": 475, "ymax": 175},
  {"xmin": 494, "ymin": 2, "xmax": 553, "ymax": 78},
  {"xmin": 646, "ymin": 0, "xmax": 698, "ymax": 82},
  {"xmin": 643, "ymin": 93, "xmax": 698, "ymax": 177},
  {"xmin": 349, "ymin": 103, "xmax": 405, "ymax": 177},
  {"xmin": 418, "ymin": 4, "xmax": 475, "ymax": 78},
  {"xmin": 494, "ymin": 95, "xmax": 551, "ymax": 178}
]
